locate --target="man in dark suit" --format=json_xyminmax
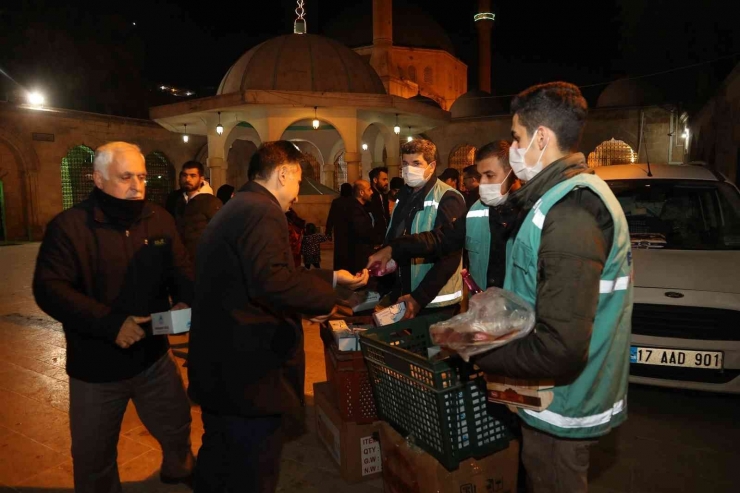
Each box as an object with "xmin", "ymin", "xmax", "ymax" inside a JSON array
[
  {"xmin": 346, "ymin": 180, "xmax": 378, "ymax": 274},
  {"xmin": 188, "ymin": 141, "xmax": 368, "ymax": 492},
  {"xmin": 367, "ymin": 166, "xmax": 390, "ymax": 245},
  {"xmin": 325, "ymin": 183, "xmax": 353, "ymax": 271}
]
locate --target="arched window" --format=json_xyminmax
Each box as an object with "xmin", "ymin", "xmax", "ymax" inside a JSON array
[
  {"xmin": 145, "ymin": 152, "xmax": 174, "ymax": 207},
  {"xmin": 61, "ymin": 145, "xmax": 95, "ymax": 209},
  {"xmin": 587, "ymin": 138, "xmax": 637, "ymax": 168},
  {"xmin": 300, "ymin": 152, "xmax": 321, "ymax": 182},
  {"xmin": 408, "ymin": 66, "xmax": 417, "ymax": 83},
  {"xmin": 448, "ymin": 145, "xmax": 477, "ymax": 191},
  {"xmin": 333, "ymin": 150, "xmax": 347, "ymax": 191},
  {"xmin": 424, "ymin": 67, "xmax": 433, "ymax": 84}
]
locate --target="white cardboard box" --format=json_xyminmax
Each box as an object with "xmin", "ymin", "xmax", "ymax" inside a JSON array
[
  {"xmin": 372, "ymin": 302, "xmax": 406, "ymax": 326},
  {"xmin": 151, "ymin": 308, "xmax": 191, "ymax": 335},
  {"xmin": 329, "ymin": 320, "xmax": 359, "ymax": 351}
]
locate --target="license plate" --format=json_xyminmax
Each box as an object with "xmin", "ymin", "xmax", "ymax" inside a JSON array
[{"xmin": 630, "ymin": 347, "xmax": 723, "ymax": 369}]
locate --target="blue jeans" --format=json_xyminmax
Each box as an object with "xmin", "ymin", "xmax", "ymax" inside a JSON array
[{"xmin": 194, "ymin": 412, "xmax": 284, "ymax": 493}]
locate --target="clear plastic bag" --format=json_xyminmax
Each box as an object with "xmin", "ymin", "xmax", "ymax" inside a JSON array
[{"xmin": 429, "ymin": 287, "xmax": 536, "ymax": 361}]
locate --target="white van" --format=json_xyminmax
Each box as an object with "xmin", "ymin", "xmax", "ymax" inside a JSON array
[{"xmin": 593, "ymin": 164, "xmax": 740, "ymax": 393}]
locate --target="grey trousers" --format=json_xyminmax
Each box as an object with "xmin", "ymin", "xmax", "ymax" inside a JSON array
[
  {"xmin": 521, "ymin": 423, "xmax": 598, "ymax": 493},
  {"xmin": 69, "ymin": 351, "xmax": 194, "ymax": 493}
]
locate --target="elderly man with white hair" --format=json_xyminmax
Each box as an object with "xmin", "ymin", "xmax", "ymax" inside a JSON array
[{"xmin": 33, "ymin": 141, "xmax": 195, "ymax": 492}]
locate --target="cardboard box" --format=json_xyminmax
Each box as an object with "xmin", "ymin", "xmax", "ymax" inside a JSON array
[
  {"xmin": 485, "ymin": 375, "xmax": 554, "ymax": 411},
  {"xmin": 372, "ymin": 302, "xmax": 406, "ymax": 326},
  {"xmin": 313, "ymin": 382, "xmax": 383, "ymax": 483},
  {"xmin": 378, "ymin": 421, "xmax": 519, "ymax": 493},
  {"xmin": 151, "ymin": 308, "xmax": 191, "ymax": 335}
]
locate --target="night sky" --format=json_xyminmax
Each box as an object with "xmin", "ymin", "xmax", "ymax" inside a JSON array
[{"xmin": 1, "ymin": 0, "xmax": 738, "ymax": 118}]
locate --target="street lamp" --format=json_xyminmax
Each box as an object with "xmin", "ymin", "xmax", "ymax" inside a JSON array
[
  {"xmin": 393, "ymin": 114, "xmax": 400, "ymax": 135},
  {"xmin": 216, "ymin": 112, "xmax": 224, "ymax": 136},
  {"xmin": 28, "ymin": 91, "xmax": 45, "ymax": 107},
  {"xmin": 362, "ymin": 143, "xmax": 368, "ymax": 151},
  {"xmin": 312, "ymin": 106, "xmax": 320, "ymax": 130},
  {"xmin": 407, "ymin": 126, "xmax": 413, "ymax": 142},
  {"xmin": 183, "ymin": 124, "xmax": 189, "ymax": 143}
]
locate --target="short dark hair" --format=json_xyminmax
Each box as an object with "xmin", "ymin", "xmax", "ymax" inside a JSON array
[
  {"xmin": 339, "ymin": 183, "xmax": 352, "ymax": 197},
  {"xmin": 438, "ymin": 168, "xmax": 460, "ymax": 182},
  {"xmin": 390, "ymin": 177, "xmax": 404, "ymax": 190},
  {"xmin": 463, "ymin": 164, "xmax": 481, "ymax": 181},
  {"xmin": 401, "ymin": 139, "xmax": 437, "ymax": 164},
  {"xmin": 369, "ymin": 166, "xmax": 389, "ymax": 182},
  {"xmin": 181, "ymin": 160, "xmax": 205, "ymax": 176},
  {"xmin": 475, "ymin": 141, "xmax": 511, "ymax": 170},
  {"xmin": 510, "ymin": 82, "xmax": 587, "ymax": 152},
  {"xmin": 248, "ymin": 141, "xmax": 303, "ymax": 181},
  {"xmin": 305, "ymin": 223, "xmax": 317, "ymax": 235}
]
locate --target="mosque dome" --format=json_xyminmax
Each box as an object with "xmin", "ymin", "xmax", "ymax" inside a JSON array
[
  {"xmin": 596, "ymin": 78, "xmax": 663, "ymax": 108},
  {"xmin": 217, "ymin": 34, "xmax": 386, "ymax": 95},
  {"xmin": 409, "ymin": 94, "xmax": 442, "ymax": 108},
  {"xmin": 450, "ymin": 90, "xmax": 506, "ymax": 119},
  {"xmin": 323, "ymin": 0, "xmax": 456, "ymax": 56}
]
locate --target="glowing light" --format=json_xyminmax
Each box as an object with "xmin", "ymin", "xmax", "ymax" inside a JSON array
[
  {"xmin": 157, "ymin": 175, "xmax": 162, "ymax": 179},
  {"xmin": 28, "ymin": 91, "xmax": 45, "ymax": 107},
  {"xmin": 474, "ymin": 13, "xmax": 495, "ymax": 21},
  {"xmin": 216, "ymin": 112, "xmax": 224, "ymax": 135},
  {"xmin": 407, "ymin": 136, "xmax": 413, "ymax": 142},
  {"xmin": 682, "ymin": 128, "xmax": 690, "ymax": 143},
  {"xmin": 394, "ymin": 114, "xmax": 400, "ymax": 135},
  {"xmin": 312, "ymin": 106, "xmax": 320, "ymax": 130},
  {"xmin": 183, "ymin": 124, "xmax": 189, "ymax": 143},
  {"xmin": 362, "ymin": 143, "xmax": 368, "ymax": 151}
]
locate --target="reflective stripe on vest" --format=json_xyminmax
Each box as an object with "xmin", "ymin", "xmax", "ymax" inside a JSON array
[
  {"xmin": 466, "ymin": 209, "xmax": 489, "ymax": 218},
  {"xmin": 523, "ymin": 399, "xmax": 626, "ymax": 429}
]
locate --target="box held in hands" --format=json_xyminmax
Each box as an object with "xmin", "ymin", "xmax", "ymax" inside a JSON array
[{"xmin": 151, "ymin": 308, "xmax": 191, "ymax": 335}]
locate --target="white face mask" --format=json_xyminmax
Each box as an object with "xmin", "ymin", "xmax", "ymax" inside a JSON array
[
  {"xmin": 402, "ymin": 165, "xmax": 429, "ymax": 188},
  {"xmin": 479, "ymin": 170, "xmax": 512, "ymax": 207},
  {"xmin": 509, "ymin": 131, "xmax": 549, "ymax": 182}
]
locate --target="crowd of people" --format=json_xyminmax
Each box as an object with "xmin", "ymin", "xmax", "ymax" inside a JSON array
[{"xmin": 31, "ymin": 81, "xmax": 632, "ymax": 493}]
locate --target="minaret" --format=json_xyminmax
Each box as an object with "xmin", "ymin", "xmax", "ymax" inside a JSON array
[
  {"xmin": 370, "ymin": 0, "xmax": 397, "ymax": 92},
  {"xmin": 475, "ymin": 0, "xmax": 494, "ymax": 92}
]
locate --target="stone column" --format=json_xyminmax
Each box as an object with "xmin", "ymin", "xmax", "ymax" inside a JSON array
[
  {"xmin": 386, "ymin": 134, "xmax": 401, "ymax": 178},
  {"xmin": 345, "ymin": 151, "xmax": 362, "ymax": 184},
  {"xmin": 206, "ymin": 133, "xmax": 228, "ymax": 191}
]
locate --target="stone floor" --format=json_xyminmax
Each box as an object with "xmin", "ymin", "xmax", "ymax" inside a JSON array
[{"xmin": 1, "ymin": 243, "xmax": 739, "ymax": 492}]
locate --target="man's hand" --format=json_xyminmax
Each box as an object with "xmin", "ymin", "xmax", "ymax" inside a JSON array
[
  {"xmin": 397, "ymin": 294, "xmax": 421, "ymax": 320},
  {"xmin": 171, "ymin": 302, "xmax": 189, "ymax": 310},
  {"xmin": 308, "ymin": 305, "xmax": 338, "ymax": 324},
  {"xmin": 335, "ymin": 269, "xmax": 370, "ymax": 290},
  {"xmin": 115, "ymin": 316, "xmax": 150, "ymax": 349},
  {"xmin": 366, "ymin": 246, "xmax": 392, "ymax": 271}
]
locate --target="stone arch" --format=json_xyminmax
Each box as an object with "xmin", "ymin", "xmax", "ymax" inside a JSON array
[
  {"xmin": 0, "ymin": 122, "xmax": 41, "ymax": 240},
  {"xmin": 61, "ymin": 145, "xmax": 95, "ymax": 210},
  {"xmin": 333, "ymin": 149, "xmax": 347, "ymax": 190},
  {"xmin": 277, "ymin": 115, "xmax": 350, "ymax": 154},
  {"xmin": 360, "ymin": 122, "xmax": 393, "ymax": 179},
  {"xmin": 290, "ymin": 139, "xmax": 325, "ymax": 182},
  {"xmin": 587, "ymin": 138, "xmax": 637, "ymax": 168},
  {"xmin": 144, "ymin": 151, "xmax": 175, "ymax": 207},
  {"xmin": 448, "ymin": 144, "xmax": 477, "ymax": 191}
]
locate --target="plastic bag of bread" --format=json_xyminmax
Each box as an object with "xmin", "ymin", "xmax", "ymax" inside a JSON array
[{"xmin": 429, "ymin": 287, "xmax": 535, "ymax": 361}]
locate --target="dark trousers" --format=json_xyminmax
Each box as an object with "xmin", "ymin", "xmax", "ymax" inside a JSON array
[
  {"xmin": 69, "ymin": 351, "xmax": 194, "ymax": 493},
  {"xmin": 520, "ymin": 423, "xmax": 598, "ymax": 493},
  {"xmin": 194, "ymin": 412, "xmax": 284, "ymax": 493}
]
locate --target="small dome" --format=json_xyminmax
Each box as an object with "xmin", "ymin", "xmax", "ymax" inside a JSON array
[
  {"xmin": 596, "ymin": 78, "xmax": 662, "ymax": 108},
  {"xmin": 450, "ymin": 90, "xmax": 505, "ymax": 119},
  {"xmin": 218, "ymin": 34, "xmax": 386, "ymax": 95},
  {"xmin": 409, "ymin": 94, "xmax": 441, "ymax": 109},
  {"xmin": 323, "ymin": 0, "xmax": 456, "ymax": 56}
]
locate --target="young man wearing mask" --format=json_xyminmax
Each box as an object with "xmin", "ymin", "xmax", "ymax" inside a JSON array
[
  {"xmin": 381, "ymin": 139, "xmax": 466, "ymax": 319},
  {"xmin": 370, "ymin": 82, "xmax": 633, "ymax": 493}
]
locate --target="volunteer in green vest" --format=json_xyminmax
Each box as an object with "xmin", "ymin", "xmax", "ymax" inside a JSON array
[
  {"xmin": 381, "ymin": 139, "xmax": 466, "ymax": 319},
  {"xmin": 369, "ymin": 82, "xmax": 633, "ymax": 493}
]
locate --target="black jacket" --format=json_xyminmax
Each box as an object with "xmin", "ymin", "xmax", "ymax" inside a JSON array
[
  {"xmin": 174, "ymin": 192, "xmax": 222, "ymax": 261},
  {"xmin": 389, "ymin": 155, "xmax": 614, "ymax": 380},
  {"xmin": 366, "ymin": 186, "xmax": 390, "ymax": 245},
  {"xmin": 385, "ymin": 178, "xmax": 466, "ymax": 310},
  {"xmin": 345, "ymin": 198, "xmax": 377, "ymax": 274},
  {"xmin": 187, "ymin": 181, "xmax": 336, "ymax": 417},
  {"xmin": 33, "ymin": 191, "xmax": 194, "ymax": 383},
  {"xmin": 325, "ymin": 196, "xmax": 354, "ymax": 271}
]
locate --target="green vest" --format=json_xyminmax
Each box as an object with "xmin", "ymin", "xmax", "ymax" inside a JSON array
[
  {"xmin": 465, "ymin": 199, "xmax": 491, "ymax": 290},
  {"xmin": 504, "ymin": 173, "xmax": 633, "ymax": 438},
  {"xmin": 389, "ymin": 179, "xmax": 464, "ymax": 308}
]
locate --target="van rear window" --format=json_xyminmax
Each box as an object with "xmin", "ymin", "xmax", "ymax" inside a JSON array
[{"xmin": 606, "ymin": 179, "xmax": 740, "ymax": 250}]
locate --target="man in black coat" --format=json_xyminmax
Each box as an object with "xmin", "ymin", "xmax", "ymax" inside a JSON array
[
  {"xmin": 345, "ymin": 180, "xmax": 377, "ymax": 274},
  {"xmin": 188, "ymin": 141, "xmax": 369, "ymax": 492},
  {"xmin": 367, "ymin": 166, "xmax": 390, "ymax": 245},
  {"xmin": 33, "ymin": 141, "xmax": 195, "ymax": 492},
  {"xmin": 173, "ymin": 161, "xmax": 222, "ymax": 261},
  {"xmin": 325, "ymin": 183, "xmax": 354, "ymax": 271}
]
